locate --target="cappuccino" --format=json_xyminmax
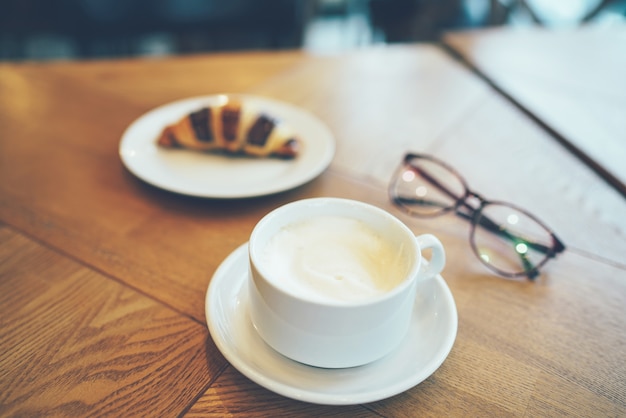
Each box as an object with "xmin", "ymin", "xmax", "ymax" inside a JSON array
[{"xmin": 260, "ymin": 215, "xmax": 411, "ymax": 303}]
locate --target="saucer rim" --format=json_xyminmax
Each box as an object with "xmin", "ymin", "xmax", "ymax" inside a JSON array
[{"xmin": 205, "ymin": 243, "xmax": 458, "ymax": 405}]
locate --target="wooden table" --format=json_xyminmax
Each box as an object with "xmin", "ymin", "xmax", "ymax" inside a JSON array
[
  {"xmin": 443, "ymin": 26, "xmax": 626, "ymax": 198},
  {"xmin": 2, "ymin": 35, "xmax": 625, "ymax": 416}
]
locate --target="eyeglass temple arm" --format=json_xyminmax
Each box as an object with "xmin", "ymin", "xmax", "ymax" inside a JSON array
[
  {"xmin": 397, "ymin": 197, "xmax": 539, "ymax": 278},
  {"xmin": 455, "ymin": 210, "xmax": 556, "ymax": 255},
  {"xmin": 411, "ymin": 165, "xmax": 561, "ymax": 257}
]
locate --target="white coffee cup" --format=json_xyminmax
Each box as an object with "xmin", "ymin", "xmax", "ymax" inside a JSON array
[{"xmin": 248, "ymin": 197, "xmax": 445, "ymax": 368}]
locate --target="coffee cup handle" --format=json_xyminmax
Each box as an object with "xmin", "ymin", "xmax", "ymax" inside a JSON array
[{"xmin": 415, "ymin": 234, "xmax": 446, "ymax": 280}]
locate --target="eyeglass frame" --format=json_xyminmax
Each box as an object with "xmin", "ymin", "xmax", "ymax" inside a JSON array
[{"xmin": 389, "ymin": 153, "xmax": 566, "ymax": 280}]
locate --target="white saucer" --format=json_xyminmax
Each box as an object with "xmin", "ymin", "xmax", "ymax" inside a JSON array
[
  {"xmin": 205, "ymin": 243, "xmax": 458, "ymax": 405},
  {"xmin": 119, "ymin": 94, "xmax": 335, "ymax": 198}
]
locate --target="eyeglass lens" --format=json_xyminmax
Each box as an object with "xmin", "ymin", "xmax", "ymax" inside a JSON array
[
  {"xmin": 392, "ymin": 155, "xmax": 559, "ymax": 278},
  {"xmin": 392, "ymin": 157, "xmax": 466, "ymax": 216},
  {"xmin": 471, "ymin": 203, "xmax": 556, "ymax": 278}
]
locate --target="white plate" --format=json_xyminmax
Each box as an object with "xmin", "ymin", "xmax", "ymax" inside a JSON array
[
  {"xmin": 119, "ymin": 95, "xmax": 335, "ymax": 198},
  {"xmin": 205, "ymin": 243, "xmax": 458, "ymax": 405}
]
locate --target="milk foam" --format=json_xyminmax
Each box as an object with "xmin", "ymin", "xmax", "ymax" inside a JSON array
[{"xmin": 261, "ymin": 215, "xmax": 411, "ymax": 302}]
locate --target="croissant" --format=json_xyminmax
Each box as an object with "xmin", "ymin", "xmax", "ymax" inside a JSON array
[{"xmin": 157, "ymin": 100, "xmax": 299, "ymax": 159}]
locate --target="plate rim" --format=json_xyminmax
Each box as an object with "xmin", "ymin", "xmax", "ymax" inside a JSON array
[
  {"xmin": 119, "ymin": 94, "xmax": 335, "ymax": 199},
  {"xmin": 205, "ymin": 243, "xmax": 458, "ymax": 405}
]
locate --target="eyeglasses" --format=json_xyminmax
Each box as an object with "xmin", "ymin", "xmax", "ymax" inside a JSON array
[{"xmin": 389, "ymin": 153, "xmax": 565, "ymax": 280}]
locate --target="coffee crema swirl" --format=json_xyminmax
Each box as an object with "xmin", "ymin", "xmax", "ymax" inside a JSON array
[{"xmin": 260, "ymin": 215, "xmax": 411, "ymax": 302}]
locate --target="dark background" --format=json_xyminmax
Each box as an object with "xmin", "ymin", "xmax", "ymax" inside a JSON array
[{"xmin": 1, "ymin": 0, "xmax": 624, "ymax": 61}]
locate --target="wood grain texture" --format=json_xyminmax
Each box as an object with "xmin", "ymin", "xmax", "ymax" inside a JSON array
[
  {"xmin": 443, "ymin": 26, "xmax": 626, "ymax": 196},
  {"xmin": 0, "ymin": 53, "xmax": 307, "ymax": 326},
  {"xmin": 0, "ymin": 50, "xmax": 306, "ymax": 109},
  {"xmin": 401, "ymin": 249, "xmax": 626, "ymax": 418},
  {"xmin": 0, "ymin": 44, "xmax": 490, "ymax": 324},
  {"xmin": 250, "ymin": 45, "xmax": 490, "ymax": 181},
  {"xmin": 376, "ymin": 211, "xmax": 626, "ymax": 416},
  {"xmin": 185, "ymin": 367, "xmax": 379, "ymax": 417},
  {"xmin": 1, "ymin": 41, "xmax": 625, "ymax": 416},
  {"xmin": 189, "ymin": 204, "xmax": 626, "ymax": 416},
  {"xmin": 245, "ymin": 45, "xmax": 626, "ymax": 266},
  {"xmin": 424, "ymin": 88, "xmax": 626, "ymax": 269},
  {"xmin": 190, "ymin": 180, "xmax": 626, "ymax": 416},
  {"xmin": 0, "ymin": 226, "xmax": 222, "ymax": 417}
]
